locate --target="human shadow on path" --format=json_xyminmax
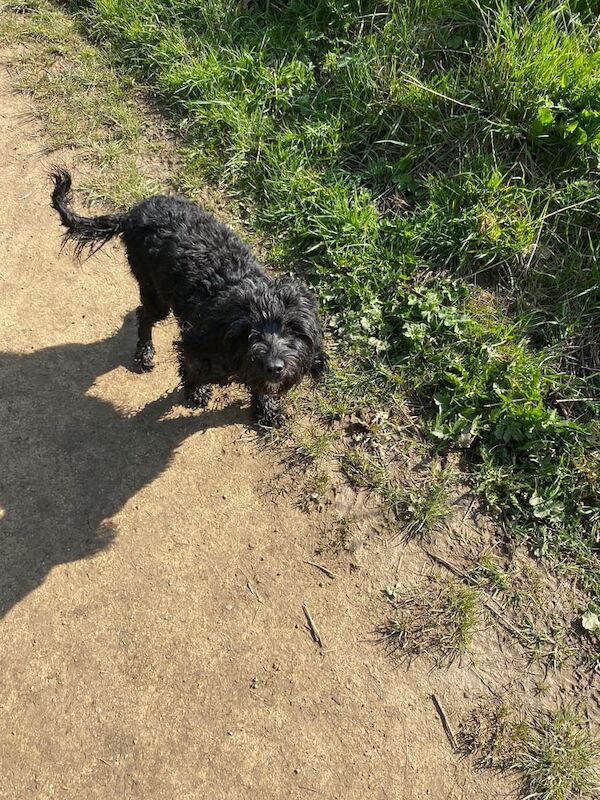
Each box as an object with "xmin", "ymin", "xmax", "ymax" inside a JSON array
[{"xmin": 0, "ymin": 315, "xmax": 244, "ymax": 618}]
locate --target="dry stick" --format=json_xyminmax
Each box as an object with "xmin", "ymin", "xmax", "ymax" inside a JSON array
[
  {"xmin": 399, "ymin": 70, "xmax": 482, "ymax": 111},
  {"xmin": 554, "ymin": 396, "xmax": 597, "ymax": 404},
  {"xmin": 240, "ymin": 568, "xmax": 264, "ymax": 604},
  {"xmin": 483, "ymin": 601, "xmax": 531, "ymax": 646},
  {"xmin": 543, "ymin": 194, "xmax": 600, "ymax": 219},
  {"xmin": 302, "ymin": 603, "xmax": 324, "ymax": 648},
  {"xmin": 461, "ymin": 495, "xmax": 477, "ymax": 523},
  {"xmin": 251, "ymin": 605, "xmax": 261, "ymax": 627},
  {"xmin": 431, "ymin": 694, "xmax": 459, "ymax": 751},
  {"xmin": 304, "ymin": 560, "xmax": 338, "ymax": 580},
  {"xmin": 246, "ymin": 580, "xmax": 263, "ymax": 604},
  {"xmin": 424, "ymin": 549, "xmax": 469, "ymax": 580},
  {"xmin": 395, "ymin": 552, "xmax": 405, "ymax": 579},
  {"xmin": 470, "ymin": 665, "xmax": 502, "ymax": 697},
  {"xmin": 524, "ymin": 199, "xmax": 551, "ymax": 274}
]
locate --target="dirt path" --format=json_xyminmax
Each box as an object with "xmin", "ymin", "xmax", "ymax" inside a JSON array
[{"xmin": 0, "ymin": 63, "xmax": 508, "ymax": 799}]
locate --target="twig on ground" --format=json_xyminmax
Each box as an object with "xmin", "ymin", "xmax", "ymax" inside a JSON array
[
  {"xmin": 424, "ymin": 549, "xmax": 470, "ymax": 580},
  {"xmin": 246, "ymin": 580, "xmax": 263, "ymax": 603},
  {"xmin": 240, "ymin": 568, "xmax": 263, "ymax": 603},
  {"xmin": 304, "ymin": 560, "xmax": 338, "ymax": 580},
  {"xmin": 431, "ymin": 694, "xmax": 458, "ymax": 751},
  {"xmin": 461, "ymin": 495, "xmax": 477, "ymax": 523},
  {"xmin": 302, "ymin": 603, "xmax": 324, "ymax": 647},
  {"xmin": 399, "ymin": 70, "xmax": 482, "ymax": 111}
]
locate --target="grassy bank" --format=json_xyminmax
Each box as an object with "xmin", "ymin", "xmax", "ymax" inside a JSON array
[{"xmin": 7, "ymin": 0, "xmax": 600, "ymax": 601}]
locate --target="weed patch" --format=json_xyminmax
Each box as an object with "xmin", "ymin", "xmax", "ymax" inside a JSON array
[
  {"xmin": 380, "ymin": 574, "xmax": 479, "ymax": 663},
  {"xmin": 463, "ymin": 701, "xmax": 599, "ymax": 800}
]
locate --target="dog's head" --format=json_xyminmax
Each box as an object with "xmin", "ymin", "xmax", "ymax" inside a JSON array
[{"xmin": 228, "ymin": 277, "xmax": 326, "ymax": 396}]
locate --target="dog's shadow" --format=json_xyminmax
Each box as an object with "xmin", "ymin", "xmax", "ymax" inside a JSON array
[{"xmin": 0, "ymin": 315, "xmax": 245, "ymax": 619}]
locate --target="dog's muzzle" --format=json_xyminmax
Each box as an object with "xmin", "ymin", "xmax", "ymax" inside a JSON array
[{"xmin": 263, "ymin": 382, "xmax": 283, "ymax": 396}]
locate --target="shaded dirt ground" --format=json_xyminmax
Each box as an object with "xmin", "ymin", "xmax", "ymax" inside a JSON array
[{"xmin": 0, "ymin": 61, "xmax": 514, "ymax": 799}]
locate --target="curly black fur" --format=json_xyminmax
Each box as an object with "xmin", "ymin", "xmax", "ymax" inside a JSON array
[{"xmin": 50, "ymin": 168, "xmax": 327, "ymax": 426}]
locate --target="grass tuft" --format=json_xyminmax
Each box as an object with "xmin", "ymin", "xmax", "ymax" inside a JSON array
[
  {"xmin": 471, "ymin": 554, "xmax": 511, "ymax": 593},
  {"xmin": 401, "ymin": 463, "xmax": 451, "ymax": 538},
  {"xmin": 343, "ymin": 446, "xmax": 451, "ymax": 538},
  {"xmin": 295, "ymin": 425, "xmax": 333, "ymax": 465},
  {"xmin": 517, "ymin": 707, "xmax": 599, "ymax": 800},
  {"xmin": 380, "ymin": 575, "xmax": 479, "ymax": 663},
  {"xmin": 463, "ymin": 702, "xmax": 599, "ymax": 800}
]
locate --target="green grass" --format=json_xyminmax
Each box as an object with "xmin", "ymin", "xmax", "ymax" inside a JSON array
[
  {"xmin": 380, "ymin": 574, "xmax": 479, "ymax": 662},
  {"xmin": 471, "ymin": 554, "xmax": 511, "ymax": 592},
  {"xmin": 342, "ymin": 444, "xmax": 451, "ymax": 537},
  {"xmin": 517, "ymin": 707, "xmax": 599, "ymax": 800},
  {"xmin": 462, "ymin": 699, "xmax": 529, "ymax": 769},
  {"xmin": 400, "ymin": 463, "xmax": 451, "ymax": 537},
  {"xmin": 6, "ymin": 1, "xmax": 600, "ymax": 599},
  {"xmin": 295, "ymin": 425, "xmax": 333, "ymax": 464},
  {"xmin": 0, "ymin": 0, "xmax": 168, "ymax": 206},
  {"xmin": 464, "ymin": 702, "xmax": 599, "ymax": 800}
]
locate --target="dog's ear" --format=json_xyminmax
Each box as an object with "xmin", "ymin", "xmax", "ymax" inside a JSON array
[
  {"xmin": 273, "ymin": 276, "xmax": 317, "ymax": 312},
  {"xmin": 273, "ymin": 277, "xmax": 325, "ymax": 356},
  {"xmin": 216, "ymin": 289, "xmax": 254, "ymax": 343},
  {"xmin": 273, "ymin": 276, "xmax": 321, "ymax": 327},
  {"xmin": 311, "ymin": 347, "xmax": 329, "ymax": 382}
]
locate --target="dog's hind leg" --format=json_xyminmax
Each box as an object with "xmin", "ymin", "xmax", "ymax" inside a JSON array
[
  {"xmin": 250, "ymin": 393, "xmax": 285, "ymax": 428},
  {"xmin": 135, "ymin": 288, "xmax": 169, "ymax": 372}
]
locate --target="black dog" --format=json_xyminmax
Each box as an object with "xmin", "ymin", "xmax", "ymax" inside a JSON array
[{"xmin": 50, "ymin": 169, "xmax": 327, "ymax": 427}]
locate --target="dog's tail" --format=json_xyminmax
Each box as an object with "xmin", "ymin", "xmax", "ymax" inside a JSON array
[{"xmin": 50, "ymin": 168, "xmax": 127, "ymax": 258}]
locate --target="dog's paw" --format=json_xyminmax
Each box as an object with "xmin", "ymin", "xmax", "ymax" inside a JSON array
[
  {"xmin": 252, "ymin": 395, "xmax": 285, "ymax": 428},
  {"xmin": 185, "ymin": 385, "xmax": 212, "ymax": 409},
  {"xmin": 135, "ymin": 342, "xmax": 155, "ymax": 372}
]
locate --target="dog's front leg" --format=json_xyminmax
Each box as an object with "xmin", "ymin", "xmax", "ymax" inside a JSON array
[
  {"xmin": 251, "ymin": 393, "xmax": 285, "ymax": 428},
  {"xmin": 177, "ymin": 348, "xmax": 212, "ymax": 409},
  {"xmin": 185, "ymin": 383, "xmax": 213, "ymax": 408}
]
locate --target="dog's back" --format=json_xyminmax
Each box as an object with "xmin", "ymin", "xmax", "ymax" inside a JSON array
[
  {"xmin": 122, "ymin": 194, "xmax": 265, "ymax": 309},
  {"xmin": 51, "ymin": 168, "xmax": 267, "ymax": 316}
]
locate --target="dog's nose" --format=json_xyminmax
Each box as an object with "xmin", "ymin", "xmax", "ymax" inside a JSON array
[{"xmin": 266, "ymin": 359, "xmax": 284, "ymax": 379}]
